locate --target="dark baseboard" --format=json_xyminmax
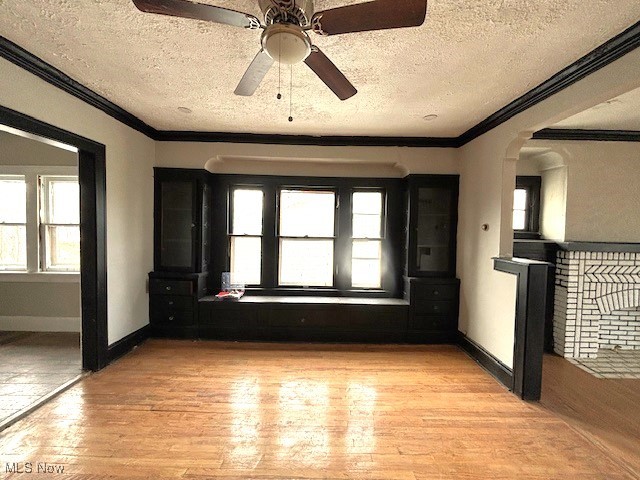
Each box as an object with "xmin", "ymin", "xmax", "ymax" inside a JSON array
[
  {"xmin": 107, "ymin": 324, "xmax": 151, "ymax": 363},
  {"xmin": 457, "ymin": 332, "xmax": 514, "ymax": 390}
]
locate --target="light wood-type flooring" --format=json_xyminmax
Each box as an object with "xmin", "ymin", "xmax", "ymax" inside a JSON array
[
  {"xmin": 1, "ymin": 340, "xmax": 637, "ymax": 479},
  {"xmin": 540, "ymin": 353, "xmax": 640, "ymax": 478}
]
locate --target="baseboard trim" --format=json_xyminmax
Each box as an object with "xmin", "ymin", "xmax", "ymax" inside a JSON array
[
  {"xmin": 107, "ymin": 324, "xmax": 151, "ymax": 363},
  {"xmin": 0, "ymin": 316, "xmax": 80, "ymax": 332},
  {"xmin": 457, "ymin": 332, "xmax": 514, "ymax": 390}
]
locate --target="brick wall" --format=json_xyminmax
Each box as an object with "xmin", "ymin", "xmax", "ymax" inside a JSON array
[{"xmin": 554, "ymin": 251, "xmax": 640, "ymax": 358}]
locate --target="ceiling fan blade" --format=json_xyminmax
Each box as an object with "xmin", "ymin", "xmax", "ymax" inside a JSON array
[
  {"xmin": 234, "ymin": 50, "xmax": 274, "ymax": 96},
  {"xmin": 312, "ymin": 0, "xmax": 427, "ymax": 36},
  {"xmin": 304, "ymin": 47, "xmax": 357, "ymax": 101},
  {"xmin": 132, "ymin": 0, "xmax": 261, "ymax": 29}
]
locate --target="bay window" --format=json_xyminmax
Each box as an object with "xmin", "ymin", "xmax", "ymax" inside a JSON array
[
  {"xmin": 229, "ymin": 188, "xmax": 263, "ymax": 285},
  {"xmin": 0, "ymin": 175, "xmax": 27, "ymax": 271},
  {"xmin": 351, "ymin": 190, "xmax": 383, "ymax": 288}
]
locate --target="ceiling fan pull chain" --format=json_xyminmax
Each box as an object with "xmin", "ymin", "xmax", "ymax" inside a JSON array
[
  {"xmin": 289, "ymin": 64, "xmax": 293, "ymax": 122},
  {"xmin": 277, "ymin": 34, "xmax": 282, "ymax": 100}
]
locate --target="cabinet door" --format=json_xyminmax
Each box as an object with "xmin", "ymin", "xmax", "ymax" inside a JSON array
[
  {"xmin": 415, "ymin": 187, "xmax": 451, "ymax": 273},
  {"xmin": 407, "ymin": 177, "xmax": 458, "ymax": 277},
  {"xmin": 159, "ymin": 180, "xmax": 195, "ymax": 270}
]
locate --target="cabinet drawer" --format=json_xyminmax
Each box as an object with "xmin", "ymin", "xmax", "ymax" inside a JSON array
[
  {"xmin": 150, "ymin": 279, "xmax": 193, "ymax": 296},
  {"xmin": 413, "ymin": 299, "xmax": 456, "ymax": 316},
  {"xmin": 269, "ymin": 307, "xmax": 330, "ymax": 328},
  {"xmin": 412, "ymin": 283, "xmax": 458, "ymax": 300},
  {"xmin": 150, "ymin": 309, "xmax": 195, "ymax": 326},
  {"xmin": 152, "ymin": 296, "xmax": 193, "ymax": 314},
  {"xmin": 199, "ymin": 305, "xmax": 258, "ymax": 327},
  {"xmin": 410, "ymin": 315, "xmax": 456, "ymax": 331}
]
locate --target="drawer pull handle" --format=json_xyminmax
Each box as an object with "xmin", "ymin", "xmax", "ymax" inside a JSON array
[
  {"xmin": 433, "ymin": 290, "xmax": 439, "ymax": 296},
  {"xmin": 168, "ymin": 301, "xmax": 174, "ymax": 306},
  {"xmin": 169, "ymin": 316, "xmax": 175, "ymax": 321},
  {"xmin": 433, "ymin": 306, "xmax": 439, "ymax": 311},
  {"xmin": 300, "ymin": 318, "xmax": 306, "ymax": 323},
  {"xmin": 165, "ymin": 286, "xmax": 172, "ymax": 291}
]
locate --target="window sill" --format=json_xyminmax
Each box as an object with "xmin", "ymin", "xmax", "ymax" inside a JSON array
[{"xmin": 0, "ymin": 272, "xmax": 80, "ymax": 283}]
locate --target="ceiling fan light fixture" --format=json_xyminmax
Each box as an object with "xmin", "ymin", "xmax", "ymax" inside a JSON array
[{"xmin": 262, "ymin": 24, "xmax": 311, "ymax": 65}]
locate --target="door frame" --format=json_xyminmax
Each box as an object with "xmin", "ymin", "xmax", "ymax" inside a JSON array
[{"xmin": 0, "ymin": 104, "xmax": 108, "ymax": 371}]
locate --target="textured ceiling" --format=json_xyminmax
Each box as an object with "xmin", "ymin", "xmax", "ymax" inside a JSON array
[
  {"xmin": 1, "ymin": 1, "xmax": 639, "ymax": 137},
  {"xmin": 551, "ymin": 87, "xmax": 640, "ymax": 131}
]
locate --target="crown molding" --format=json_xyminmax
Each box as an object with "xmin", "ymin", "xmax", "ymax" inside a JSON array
[
  {"xmin": 1, "ymin": 19, "xmax": 639, "ymax": 148},
  {"xmin": 457, "ymin": 20, "xmax": 640, "ymax": 146},
  {"xmin": 152, "ymin": 130, "xmax": 459, "ymax": 147},
  {"xmin": 0, "ymin": 36, "xmax": 156, "ymax": 138},
  {"xmin": 532, "ymin": 128, "xmax": 640, "ymax": 142}
]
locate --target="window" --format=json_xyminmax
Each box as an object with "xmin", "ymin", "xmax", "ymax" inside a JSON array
[
  {"xmin": 0, "ymin": 176, "xmax": 27, "ymax": 271},
  {"xmin": 352, "ymin": 191, "xmax": 383, "ymax": 288},
  {"xmin": 229, "ymin": 188, "xmax": 263, "ymax": 285},
  {"xmin": 39, "ymin": 176, "xmax": 80, "ymax": 271},
  {"xmin": 513, "ymin": 176, "xmax": 541, "ymax": 234},
  {"xmin": 278, "ymin": 189, "xmax": 335, "ymax": 287},
  {"xmin": 0, "ymin": 168, "xmax": 79, "ymax": 274}
]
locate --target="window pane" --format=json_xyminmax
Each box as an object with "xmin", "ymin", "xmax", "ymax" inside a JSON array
[
  {"xmin": 352, "ymin": 240, "xmax": 381, "ymax": 289},
  {"xmin": 232, "ymin": 189, "xmax": 263, "ymax": 235},
  {"xmin": 45, "ymin": 225, "xmax": 80, "ymax": 271},
  {"xmin": 352, "ymin": 260, "xmax": 381, "ymax": 289},
  {"xmin": 0, "ymin": 177, "xmax": 26, "ymax": 223},
  {"xmin": 49, "ymin": 180, "xmax": 79, "ymax": 224},
  {"xmin": 353, "ymin": 191, "xmax": 382, "ymax": 215},
  {"xmin": 230, "ymin": 236, "xmax": 261, "ymax": 285},
  {"xmin": 279, "ymin": 190, "xmax": 335, "ymax": 237},
  {"xmin": 513, "ymin": 189, "xmax": 527, "ymax": 211},
  {"xmin": 279, "ymin": 239, "xmax": 333, "ymax": 287},
  {"xmin": 0, "ymin": 225, "xmax": 26, "ymax": 270},
  {"xmin": 352, "ymin": 240, "xmax": 381, "ymax": 259},
  {"xmin": 513, "ymin": 209, "xmax": 526, "ymax": 230}
]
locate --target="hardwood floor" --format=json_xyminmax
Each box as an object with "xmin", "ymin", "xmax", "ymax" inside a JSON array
[
  {"xmin": 539, "ymin": 353, "xmax": 640, "ymax": 478},
  {"xmin": 0, "ymin": 340, "xmax": 635, "ymax": 479}
]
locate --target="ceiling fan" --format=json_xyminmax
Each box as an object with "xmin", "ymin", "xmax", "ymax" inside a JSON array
[{"xmin": 132, "ymin": 0, "xmax": 428, "ymax": 101}]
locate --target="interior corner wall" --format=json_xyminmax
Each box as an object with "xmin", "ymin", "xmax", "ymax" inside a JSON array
[
  {"xmin": 562, "ymin": 142, "xmax": 640, "ymax": 242},
  {"xmin": 456, "ymin": 46, "xmax": 640, "ymax": 369},
  {"xmin": 540, "ymin": 166, "xmax": 567, "ymax": 241},
  {"xmin": 0, "ymin": 57, "xmax": 156, "ymax": 345}
]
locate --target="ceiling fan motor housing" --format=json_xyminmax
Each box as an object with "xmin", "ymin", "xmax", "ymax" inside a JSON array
[
  {"xmin": 258, "ymin": 0, "xmax": 315, "ymax": 27},
  {"xmin": 261, "ymin": 24, "xmax": 312, "ymax": 65}
]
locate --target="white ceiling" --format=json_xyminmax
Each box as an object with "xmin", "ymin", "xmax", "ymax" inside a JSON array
[
  {"xmin": 1, "ymin": 1, "xmax": 639, "ymax": 137},
  {"xmin": 551, "ymin": 87, "xmax": 640, "ymax": 131}
]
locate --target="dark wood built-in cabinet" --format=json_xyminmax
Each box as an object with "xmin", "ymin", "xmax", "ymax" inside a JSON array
[
  {"xmin": 149, "ymin": 168, "xmax": 211, "ymax": 337},
  {"xmin": 149, "ymin": 169, "xmax": 461, "ymax": 343},
  {"xmin": 405, "ymin": 277, "xmax": 460, "ymax": 343}
]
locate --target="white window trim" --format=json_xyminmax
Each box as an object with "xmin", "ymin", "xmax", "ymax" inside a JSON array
[{"xmin": 0, "ymin": 165, "xmax": 78, "ymax": 277}]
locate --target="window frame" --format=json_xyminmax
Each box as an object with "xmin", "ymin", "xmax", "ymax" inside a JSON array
[
  {"xmin": 227, "ymin": 185, "xmax": 265, "ymax": 287},
  {"xmin": 276, "ymin": 186, "xmax": 338, "ymax": 288},
  {"xmin": 0, "ymin": 174, "xmax": 28, "ymax": 271},
  {"xmin": 513, "ymin": 176, "xmax": 541, "ymax": 239},
  {"xmin": 350, "ymin": 188, "xmax": 386, "ymax": 290},
  {"xmin": 0, "ymin": 166, "xmax": 79, "ymax": 278},
  {"xmin": 39, "ymin": 175, "xmax": 81, "ymax": 272}
]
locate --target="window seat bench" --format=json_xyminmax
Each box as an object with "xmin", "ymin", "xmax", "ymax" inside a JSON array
[{"xmin": 198, "ymin": 295, "xmax": 410, "ymax": 343}]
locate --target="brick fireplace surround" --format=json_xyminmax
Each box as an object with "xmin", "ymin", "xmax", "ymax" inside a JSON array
[{"xmin": 553, "ymin": 244, "xmax": 640, "ymax": 359}]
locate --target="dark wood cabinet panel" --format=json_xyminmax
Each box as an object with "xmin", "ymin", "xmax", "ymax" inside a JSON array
[
  {"xmin": 149, "ymin": 279, "xmax": 193, "ymax": 296},
  {"xmin": 153, "ymin": 168, "xmax": 211, "ymax": 274},
  {"xmin": 406, "ymin": 175, "xmax": 459, "ymax": 278},
  {"xmin": 405, "ymin": 277, "xmax": 460, "ymax": 342},
  {"xmin": 149, "ymin": 272, "xmax": 207, "ymax": 337}
]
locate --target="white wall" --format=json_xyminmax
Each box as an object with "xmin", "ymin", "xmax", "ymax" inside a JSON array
[
  {"xmin": 540, "ymin": 166, "xmax": 568, "ymax": 241},
  {"xmin": 457, "ymin": 47, "xmax": 640, "ymax": 368},
  {"xmin": 563, "ymin": 142, "xmax": 640, "ymax": 242},
  {"xmin": 0, "ymin": 57, "xmax": 155, "ymax": 345}
]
